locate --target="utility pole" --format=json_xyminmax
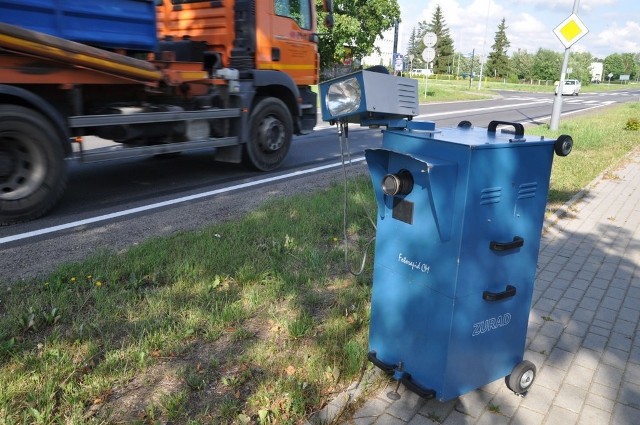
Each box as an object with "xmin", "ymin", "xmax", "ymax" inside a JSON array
[{"xmin": 550, "ymin": 0, "xmax": 581, "ymax": 130}]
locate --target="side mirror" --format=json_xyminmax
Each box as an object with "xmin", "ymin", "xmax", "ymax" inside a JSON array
[{"xmin": 323, "ymin": 0, "xmax": 334, "ymax": 29}]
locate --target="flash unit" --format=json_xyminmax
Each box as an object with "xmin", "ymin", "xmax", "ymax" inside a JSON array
[{"xmin": 319, "ymin": 70, "xmax": 419, "ymax": 123}]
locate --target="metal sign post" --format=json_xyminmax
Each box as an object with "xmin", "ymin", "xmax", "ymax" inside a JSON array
[
  {"xmin": 422, "ymin": 32, "xmax": 437, "ymax": 99},
  {"xmin": 550, "ymin": 1, "xmax": 588, "ymax": 130}
]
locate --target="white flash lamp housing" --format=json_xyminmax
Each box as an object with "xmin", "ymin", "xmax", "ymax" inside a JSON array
[{"xmin": 319, "ymin": 70, "xmax": 419, "ymax": 124}]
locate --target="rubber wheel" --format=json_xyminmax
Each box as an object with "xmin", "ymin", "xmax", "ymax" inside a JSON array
[
  {"xmin": 0, "ymin": 105, "xmax": 67, "ymax": 225},
  {"xmin": 244, "ymin": 97, "xmax": 293, "ymax": 171},
  {"xmin": 506, "ymin": 360, "xmax": 536, "ymax": 394},
  {"xmin": 554, "ymin": 134, "xmax": 573, "ymax": 157}
]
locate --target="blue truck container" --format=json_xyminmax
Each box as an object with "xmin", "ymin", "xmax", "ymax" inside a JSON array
[
  {"xmin": 365, "ymin": 120, "xmax": 570, "ymax": 401},
  {"xmin": 0, "ymin": 0, "xmax": 157, "ymax": 51}
]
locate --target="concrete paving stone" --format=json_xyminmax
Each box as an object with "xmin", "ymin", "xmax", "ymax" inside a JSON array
[
  {"xmin": 624, "ymin": 363, "xmax": 640, "ymax": 383},
  {"xmin": 553, "ymin": 383, "xmax": 587, "ymax": 413},
  {"xmin": 589, "ymin": 322, "xmax": 612, "ymax": 337},
  {"xmin": 441, "ymin": 410, "xmax": 475, "ymax": 425},
  {"xmin": 563, "ymin": 363, "xmax": 595, "ymax": 391},
  {"xmin": 593, "ymin": 364, "xmax": 625, "ymax": 390},
  {"xmin": 534, "ymin": 298, "xmax": 558, "ymax": 315},
  {"xmin": 605, "ymin": 286, "xmax": 627, "ymax": 300},
  {"xmin": 543, "ymin": 262, "xmax": 564, "ymax": 274},
  {"xmin": 613, "ymin": 319, "xmax": 637, "ymax": 338},
  {"xmin": 564, "ymin": 320, "xmax": 589, "ymax": 338},
  {"xmin": 384, "ymin": 389, "xmax": 425, "ymax": 422},
  {"xmin": 594, "ymin": 269, "xmax": 615, "ymax": 281},
  {"xmin": 528, "ymin": 334, "xmax": 558, "ymax": 356},
  {"xmin": 608, "ymin": 332, "xmax": 633, "ymax": 353},
  {"xmin": 577, "ymin": 404, "xmax": 612, "ymax": 425},
  {"xmin": 612, "ymin": 403, "xmax": 640, "ymax": 425},
  {"xmin": 554, "ymin": 298, "xmax": 580, "ymax": 314},
  {"xmin": 487, "ymin": 386, "xmax": 523, "ymax": 418},
  {"xmin": 589, "ymin": 382, "xmax": 620, "ymax": 401},
  {"xmin": 563, "ymin": 261, "xmax": 584, "ymax": 273},
  {"xmin": 539, "ymin": 321, "xmax": 565, "ymax": 340},
  {"xmin": 575, "ymin": 270, "xmax": 596, "ymax": 282},
  {"xmin": 536, "ymin": 270, "xmax": 558, "ymax": 284},
  {"xmin": 583, "ymin": 287, "xmax": 605, "ymax": 301},
  {"xmin": 590, "ymin": 278, "xmax": 610, "ymax": 290},
  {"xmin": 543, "ymin": 287, "xmax": 565, "ymax": 302},
  {"xmin": 585, "ymin": 392, "xmax": 615, "ymax": 413},
  {"xmin": 373, "ymin": 413, "xmax": 407, "ymax": 425},
  {"xmin": 454, "ymin": 390, "xmax": 494, "ymax": 419},
  {"xmin": 475, "ymin": 411, "xmax": 509, "ymax": 425},
  {"xmin": 511, "ymin": 407, "xmax": 545, "ymax": 425},
  {"xmin": 571, "ymin": 308, "xmax": 595, "ymax": 324},
  {"xmin": 617, "ymin": 380, "xmax": 640, "ymax": 409},
  {"xmin": 550, "ymin": 310, "xmax": 572, "ymax": 327},
  {"xmin": 628, "ymin": 346, "xmax": 640, "ymax": 366},
  {"xmin": 568, "ymin": 278, "xmax": 590, "ymax": 291},
  {"xmin": 353, "ymin": 416, "xmax": 377, "ymax": 425},
  {"xmin": 406, "ymin": 413, "xmax": 438, "ymax": 425},
  {"xmin": 601, "ymin": 347, "xmax": 630, "ymax": 370},
  {"xmin": 546, "ymin": 347, "xmax": 574, "ymax": 371},
  {"xmin": 627, "ymin": 286, "xmax": 640, "ymax": 299},
  {"xmin": 572, "ymin": 348, "xmax": 601, "ymax": 370},
  {"xmin": 543, "ymin": 405, "xmax": 579, "ymax": 425},
  {"xmin": 599, "ymin": 296, "xmax": 624, "ymax": 311},
  {"xmin": 477, "ymin": 379, "xmax": 503, "ymax": 396},
  {"xmin": 594, "ymin": 306, "xmax": 619, "ymax": 323},
  {"xmin": 555, "ymin": 333, "xmax": 583, "ymax": 354},
  {"xmin": 548, "ymin": 278, "xmax": 572, "ymax": 291},
  {"xmin": 580, "ymin": 260, "xmax": 600, "ymax": 273},
  {"xmin": 577, "ymin": 296, "xmax": 599, "ymax": 311},
  {"xmin": 418, "ymin": 398, "xmax": 457, "ymax": 421},
  {"xmin": 558, "ymin": 270, "xmax": 578, "ymax": 282},
  {"xmin": 535, "ymin": 365, "xmax": 566, "ymax": 391},
  {"xmin": 581, "ymin": 332, "xmax": 609, "ymax": 353},
  {"xmin": 618, "ymin": 307, "xmax": 640, "ymax": 324},
  {"xmin": 354, "ymin": 397, "xmax": 392, "ymax": 419}
]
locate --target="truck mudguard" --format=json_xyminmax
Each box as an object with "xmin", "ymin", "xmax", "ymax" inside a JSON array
[{"xmin": 0, "ymin": 84, "xmax": 70, "ymax": 155}]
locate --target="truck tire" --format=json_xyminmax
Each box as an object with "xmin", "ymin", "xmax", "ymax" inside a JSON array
[
  {"xmin": 0, "ymin": 105, "xmax": 67, "ymax": 225},
  {"xmin": 244, "ymin": 97, "xmax": 293, "ymax": 171}
]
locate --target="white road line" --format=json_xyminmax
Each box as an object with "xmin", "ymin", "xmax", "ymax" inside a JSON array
[
  {"xmin": 415, "ymin": 99, "xmax": 549, "ymax": 119},
  {"xmin": 0, "ymin": 157, "xmax": 366, "ymax": 245}
]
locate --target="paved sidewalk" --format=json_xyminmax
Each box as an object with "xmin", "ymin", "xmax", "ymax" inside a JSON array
[{"xmin": 342, "ymin": 151, "xmax": 640, "ymax": 425}]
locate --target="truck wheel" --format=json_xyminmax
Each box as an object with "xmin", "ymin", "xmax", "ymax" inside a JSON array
[
  {"xmin": 244, "ymin": 97, "xmax": 293, "ymax": 171},
  {"xmin": 0, "ymin": 105, "xmax": 67, "ymax": 225}
]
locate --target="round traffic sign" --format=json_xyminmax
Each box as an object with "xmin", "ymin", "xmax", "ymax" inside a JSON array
[
  {"xmin": 423, "ymin": 32, "xmax": 437, "ymax": 47},
  {"xmin": 422, "ymin": 47, "xmax": 436, "ymax": 63}
]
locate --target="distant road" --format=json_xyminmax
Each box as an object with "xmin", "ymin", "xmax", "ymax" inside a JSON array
[{"xmin": 2, "ymin": 88, "xmax": 638, "ymax": 281}]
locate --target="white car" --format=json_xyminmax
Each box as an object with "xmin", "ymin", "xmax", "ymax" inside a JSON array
[{"xmin": 555, "ymin": 79, "xmax": 581, "ymax": 96}]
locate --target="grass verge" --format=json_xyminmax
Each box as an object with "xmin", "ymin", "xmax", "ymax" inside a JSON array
[{"xmin": 0, "ymin": 102, "xmax": 638, "ymax": 424}]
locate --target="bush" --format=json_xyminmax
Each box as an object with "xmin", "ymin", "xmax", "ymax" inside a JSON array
[{"xmin": 625, "ymin": 117, "xmax": 640, "ymax": 131}]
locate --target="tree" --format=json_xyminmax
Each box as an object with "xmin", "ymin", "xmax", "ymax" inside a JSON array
[
  {"xmin": 510, "ymin": 49, "xmax": 534, "ymax": 80},
  {"xmin": 316, "ymin": 0, "xmax": 400, "ymax": 71},
  {"xmin": 405, "ymin": 26, "xmax": 423, "ymax": 69},
  {"xmin": 485, "ymin": 18, "xmax": 511, "ymax": 78},
  {"xmin": 604, "ymin": 53, "xmax": 638, "ymax": 80},
  {"xmin": 567, "ymin": 51, "xmax": 594, "ymax": 84},
  {"xmin": 415, "ymin": 5, "xmax": 455, "ymax": 74},
  {"xmin": 531, "ymin": 48, "xmax": 562, "ymax": 81}
]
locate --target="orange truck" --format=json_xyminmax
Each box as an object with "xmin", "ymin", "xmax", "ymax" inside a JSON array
[{"xmin": 0, "ymin": 0, "xmax": 333, "ymax": 225}]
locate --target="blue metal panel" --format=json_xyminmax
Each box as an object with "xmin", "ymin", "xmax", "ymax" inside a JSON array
[
  {"xmin": 366, "ymin": 122, "xmax": 557, "ymax": 401},
  {"xmin": 0, "ymin": 0, "xmax": 157, "ymax": 51}
]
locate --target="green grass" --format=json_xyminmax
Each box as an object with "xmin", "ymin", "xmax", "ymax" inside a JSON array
[{"xmin": 0, "ymin": 102, "xmax": 638, "ymax": 424}]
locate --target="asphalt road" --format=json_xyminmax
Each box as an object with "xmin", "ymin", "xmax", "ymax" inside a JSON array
[{"xmin": 1, "ymin": 88, "xmax": 638, "ymax": 282}]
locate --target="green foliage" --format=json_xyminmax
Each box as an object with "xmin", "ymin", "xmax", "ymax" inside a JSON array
[
  {"xmin": 316, "ymin": 0, "xmax": 400, "ymax": 70},
  {"xmin": 626, "ymin": 117, "xmax": 640, "ymax": 131},
  {"xmin": 531, "ymin": 48, "xmax": 562, "ymax": 81},
  {"xmin": 604, "ymin": 52, "xmax": 638, "ymax": 80},
  {"xmin": 510, "ymin": 49, "xmax": 534, "ymax": 80},
  {"xmin": 486, "ymin": 18, "xmax": 511, "ymax": 78},
  {"xmin": 421, "ymin": 5, "xmax": 455, "ymax": 74}
]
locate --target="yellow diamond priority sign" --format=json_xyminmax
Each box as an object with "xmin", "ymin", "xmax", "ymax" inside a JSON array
[{"xmin": 553, "ymin": 13, "xmax": 589, "ymax": 49}]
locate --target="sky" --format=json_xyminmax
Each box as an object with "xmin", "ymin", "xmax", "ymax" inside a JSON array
[{"xmin": 397, "ymin": 0, "xmax": 640, "ymax": 60}]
